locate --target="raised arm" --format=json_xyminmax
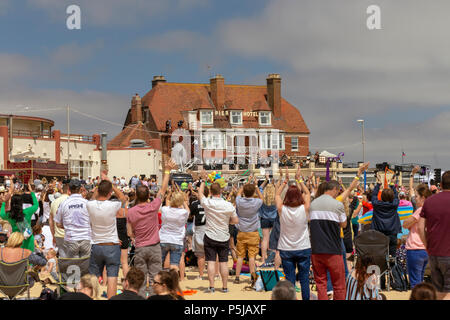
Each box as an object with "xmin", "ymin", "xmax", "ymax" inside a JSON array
[
  {"xmin": 157, "ymin": 158, "xmax": 177, "ymax": 199},
  {"xmin": 341, "ymin": 162, "xmax": 370, "ymax": 201},
  {"xmin": 275, "ymin": 176, "xmax": 287, "ymax": 214},
  {"xmin": 197, "ymin": 170, "xmax": 208, "ymax": 202},
  {"xmin": 409, "ymin": 166, "xmax": 419, "ymax": 199},
  {"xmin": 23, "ymin": 191, "xmax": 39, "ymax": 218}
]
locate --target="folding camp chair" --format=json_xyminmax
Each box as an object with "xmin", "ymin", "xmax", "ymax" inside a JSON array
[
  {"xmin": 0, "ymin": 259, "xmax": 31, "ymax": 300},
  {"xmin": 354, "ymin": 230, "xmax": 394, "ymax": 292},
  {"xmin": 55, "ymin": 256, "xmax": 90, "ymax": 296}
]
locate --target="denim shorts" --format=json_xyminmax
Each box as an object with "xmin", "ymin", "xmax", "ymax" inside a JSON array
[
  {"xmin": 89, "ymin": 244, "xmax": 121, "ymax": 277},
  {"xmin": 160, "ymin": 243, "xmax": 184, "ymax": 266}
]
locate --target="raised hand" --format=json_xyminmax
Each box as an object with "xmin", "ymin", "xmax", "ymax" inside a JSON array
[
  {"xmin": 358, "ymin": 162, "xmax": 370, "ymax": 176},
  {"xmin": 101, "ymin": 170, "xmax": 109, "ymax": 181},
  {"xmin": 412, "ymin": 165, "xmax": 420, "ymax": 175},
  {"xmin": 165, "ymin": 158, "xmax": 178, "ymax": 171},
  {"xmin": 295, "ymin": 166, "xmax": 301, "ymax": 181}
]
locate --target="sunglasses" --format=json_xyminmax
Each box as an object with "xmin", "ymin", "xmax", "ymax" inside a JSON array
[{"xmin": 152, "ymin": 281, "xmax": 163, "ymax": 286}]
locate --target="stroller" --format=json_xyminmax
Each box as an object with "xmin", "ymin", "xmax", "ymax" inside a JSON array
[{"xmin": 354, "ymin": 230, "xmax": 395, "ymax": 292}]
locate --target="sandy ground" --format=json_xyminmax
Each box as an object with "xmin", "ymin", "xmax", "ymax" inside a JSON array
[{"xmin": 8, "ymin": 257, "xmax": 411, "ymax": 300}]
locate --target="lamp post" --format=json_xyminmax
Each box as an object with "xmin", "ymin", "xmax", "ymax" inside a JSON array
[{"xmin": 357, "ymin": 119, "xmax": 366, "ymax": 190}]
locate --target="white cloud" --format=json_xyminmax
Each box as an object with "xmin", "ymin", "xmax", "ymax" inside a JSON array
[
  {"xmin": 0, "ymin": 0, "xmax": 9, "ymax": 15},
  {"xmin": 50, "ymin": 41, "xmax": 104, "ymax": 65},
  {"xmin": 28, "ymin": 0, "xmax": 209, "ymax": 26},
  {"xmin": 218, "ymin": 0, "xmax": 450, "ymax": 168},
  {"xmin": 0, "ymin": 86, "xmax": 128, "ymax": 139},
  {"xmin": 0, "ymin": 54, "xmax": 33, "ymax": 85}
]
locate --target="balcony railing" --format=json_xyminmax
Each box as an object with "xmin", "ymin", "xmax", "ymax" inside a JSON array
[
  {"xmin": 60, "ymin": 134, "xmax": 94, "ymax": 142},
  {"xmin": 10, "ymin": 129, "xmax": 52, "ymax": 138}
]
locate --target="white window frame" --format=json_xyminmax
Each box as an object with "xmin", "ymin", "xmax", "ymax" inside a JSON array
[
  {"xmin": 291, "ymin": 136, "xmax": 298, "ymax": 151},
  {"xmin": 259, "ymin": 111, "xmax": 271, "ymax": 126},
  {"xmin": 201, "ymin": 131, "xmax": 225, "ymax": 150},
  {"xmin": 230, "ymin": 111, "xmax": 243, "ymax": 125},
  {"xmin": 200, "ymin": 110, "xmax": 213, "ymax": 125}
]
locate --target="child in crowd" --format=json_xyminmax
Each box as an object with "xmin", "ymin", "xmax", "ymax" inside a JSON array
[
  {"xmin": 409, "ymin": 282, "xmax": 437, "ymax": 300},
  {"xmin": 43, "ymin": 248, "xmax": 58, "ymax": 283},
  {"xmin": 33, "ymin": 224, "xmax": 45, "ymax": 253},
  {"xmin": 396, "ymin": 236, "xmax": 408, "ymax": 273}
]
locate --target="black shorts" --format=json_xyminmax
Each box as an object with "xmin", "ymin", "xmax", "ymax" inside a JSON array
[
  {"xmin": 203, "ymin": 234, "xmax": 229, "ymax": 263},
  {"xmin": 116, "ymin": 218, "xmax": 130, "ymax": 250},
  {"xmin": 260, "ymin": 217, "xmax": 275, "ymax": 229},
  {"xmin": 343, "ymin": 237, "xmax": 353, "ymax": 253}
]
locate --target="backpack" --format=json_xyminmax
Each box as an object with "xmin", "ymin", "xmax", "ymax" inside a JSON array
[
  {"xmin": 184, "ymin": 250, "xmax": 198, "ymax": 267},
  {"xmin": 260, "ymin": 270, "xmax": 280, "ymax": 291},
  {"xmin": 390, "ymin": 264, "xmax": 409, "ymax": 291}
]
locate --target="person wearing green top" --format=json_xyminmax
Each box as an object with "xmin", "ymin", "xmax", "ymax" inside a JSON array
[{"xmin": 0, "ymin": 191, "xmax": 39, "ymax": 252}]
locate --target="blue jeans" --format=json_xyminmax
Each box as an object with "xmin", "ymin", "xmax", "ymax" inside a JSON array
[
  {"xmin": 160, "ymin": 243, "xmax": 184, "ymax": 266},
  {"xmin": 279, "ymin": 248, "xmax": 311, "ymax": 300},
  {"xmin": 406, "ymin": 249, "xmax": 428, "ymax": 289},
  {"xmin": 327, "ymin": 240, "xmax": 349, "ymax": 292}
]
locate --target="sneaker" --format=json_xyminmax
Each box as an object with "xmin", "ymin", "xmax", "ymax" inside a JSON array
[
  {"xmin": 233, "ymin": 277, "xmax": 240, "ymax": 284},
  {"xmin": 221, "ymin": 288, "xmax": 229, "ymax": 293},
  {"xmin": 205, "ymin": 287, "xmax": 215, "ymax": 293},
  {"xmin": 101, "ymin": 291, "xmax": 107, "ymax": 298}
]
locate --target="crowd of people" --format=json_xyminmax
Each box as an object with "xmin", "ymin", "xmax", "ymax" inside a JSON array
[{"xmin": 0, "ymin": 159, "xmax": 448, "ymax": 301}]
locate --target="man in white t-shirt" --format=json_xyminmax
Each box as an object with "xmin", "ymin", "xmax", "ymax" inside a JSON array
[
  {"xmin": 87, "ymin": 170, "xmax": 126, "ymax": 299},
  {"xmin": 55, "ymin": 179, "xmax": 91, "ymax": 258},
  {"xmin": 198, "ymin": 171, "xmax": 239, "ymax": 293}
]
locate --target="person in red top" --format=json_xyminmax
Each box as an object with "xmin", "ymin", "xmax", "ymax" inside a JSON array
[
  {"xmin": 360, "ymin": 192, "xmax": 373, "ymax": 232},
  {"xmin": 127, "ymin": 158, "xmax": 177, "ymax": 297},
  {"xmin": 418, "ymin": 170, "xmax": 450, "ymax": 300}
]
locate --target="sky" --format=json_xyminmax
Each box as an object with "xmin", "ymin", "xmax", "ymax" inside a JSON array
[{"xmin": 0, "ymin": 0, "xmax": 449, "ymax": 170}]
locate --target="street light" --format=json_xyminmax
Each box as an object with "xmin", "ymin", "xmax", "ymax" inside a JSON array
[{"xmin": 357, "ymin": 119, "xmax": 366, "ymax": 190}]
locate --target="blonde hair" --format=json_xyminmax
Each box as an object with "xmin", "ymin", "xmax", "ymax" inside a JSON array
[
  {"xmin": 263, "ymin": 184, "xmax": 276, "ymax": 206},
  {"xmin": 47, "ymin": 248, "xmax": 57, "ymax": 258},
  {"xmin": 170, "ymin": 192, "xmax": 185, "ymax": 208},
  {"xmin": 6, "ymin": 232, "xmax": 24, "ymax": 248},
  {"xmin": 79, "ymin": 274, "xmax": 100, "ymax": 299}
]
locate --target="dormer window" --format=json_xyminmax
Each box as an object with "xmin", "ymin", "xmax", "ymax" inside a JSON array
[
  {"xmin": 259, "ymin": 111, "xmax": 271, "ymax": 126},
  {"xmin": 230, "ymin": 111, "xmax": 242, "ymax": 125},
  {"xmin": 200, "ymin": 110, "xmax": 213, "ymax": 125}
]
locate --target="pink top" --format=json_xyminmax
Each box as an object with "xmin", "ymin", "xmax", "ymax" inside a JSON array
[
  {"xmin": 399, "ymin": 199, "xmax": 412, "ymax": 207},
  {"xmin": 405, "ymin": 207, "xmax": 426, "ymax": 250},
  {"xmin": 127, "ymin": 198, "xmax": 162, "ymax": 248}
]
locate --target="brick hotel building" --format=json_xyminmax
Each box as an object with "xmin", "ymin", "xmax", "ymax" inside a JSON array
[{"xmin": 110, "ymin": 74, "xmax": 310, "ymax": 175}]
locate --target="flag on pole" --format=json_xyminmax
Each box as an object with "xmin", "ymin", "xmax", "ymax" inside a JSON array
[{"xmin": 402, "ymin": 151, "xmax": 406, "ymax": 157}]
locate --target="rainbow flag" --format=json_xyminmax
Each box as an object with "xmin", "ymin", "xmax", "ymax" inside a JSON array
[{"xmin": 358, "ymin": 206, "xmax": 414, "ymax": 225}]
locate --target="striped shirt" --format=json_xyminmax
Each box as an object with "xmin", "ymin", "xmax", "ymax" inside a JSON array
[
  {"xmin": 309, "ymin": 194, "xmax": 346, "ymax": 255},
  {"xmin": 345, "ymin": 273, "xmax": 382, "ymax": 300}
]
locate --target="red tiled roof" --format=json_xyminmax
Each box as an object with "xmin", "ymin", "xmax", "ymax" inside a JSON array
[
  {"xmin": 107, "ymin": 122, "xmax": 161, "ymax": 150},
  {"xmin": 140, "ymin": 83, "xmax": 310, "ymax": 134}
]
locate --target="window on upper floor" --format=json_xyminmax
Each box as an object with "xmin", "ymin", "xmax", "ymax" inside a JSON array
[
  {"xmin": 230, "ymin": 111, "xmax": 242, "ymax": 125},
  {"xmin": 291, "ymin": 137, "xmax": 298, "ymax": 151},
  {"xmin": 200, "ymin": 110, "xmax": 213, "ymax": 125},
  {"xmin": 259, "ymin": 111, "xmax": 271, "ymax": 126}
]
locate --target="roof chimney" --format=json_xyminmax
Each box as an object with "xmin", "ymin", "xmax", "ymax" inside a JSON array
[
  {"xmin": 131, "ymin": 93, "xmax": 143, "ymax": 123},
  {"xmin": 210, "ymin": 74, "xmax": 225, "ymax": 109},
  {"xmin": 267, "ymin": 73, "xmax": 281, "ymax": 118},
  {"xmin": 152, "ymin": 75, "xmax": 166, "ymax": 88}
]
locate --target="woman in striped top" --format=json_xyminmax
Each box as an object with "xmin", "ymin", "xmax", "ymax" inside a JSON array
[{"xmin": 346, "ymin": 255, "xmax": 382, "ymax": 300}]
